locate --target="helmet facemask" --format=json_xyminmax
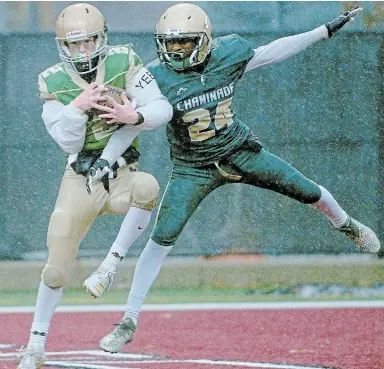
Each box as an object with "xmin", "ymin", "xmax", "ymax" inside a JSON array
[
  {"xmin": 56, "ymin": 28, "xmax": 108, "ymax": 75},
  {"xmin": 155, "ymin": 31, "xmax": 210, "ymax": 71}
]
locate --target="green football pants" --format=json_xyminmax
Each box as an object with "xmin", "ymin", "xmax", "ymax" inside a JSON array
[{"xmin": 151, "ymin": 148, "xmax": 321, "ymax": 246}]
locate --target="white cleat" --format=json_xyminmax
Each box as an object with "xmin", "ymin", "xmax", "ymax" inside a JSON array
[
  {"xmin": 100, "ymin": 317, "xmax": 136, "ymax": 353},
  {"xmin": 83, "ymin": 266, "xmax": 116, "ymax": 298},
  {"xmin": 337, "ymin": 216, "xmax": 381, "ymax": 253},
  {"xmin": 16, "ymin": 347, "xmax": 45, "ymax": 369}
]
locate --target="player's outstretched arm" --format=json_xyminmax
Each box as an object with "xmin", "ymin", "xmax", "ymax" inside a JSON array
[
  {"xmin": 325, "ymin": 5, "xmax": 362, "ymax": 38},
  {"xmin": 245, "ymin": 6, "xmax": 363, "ymax": 73}
]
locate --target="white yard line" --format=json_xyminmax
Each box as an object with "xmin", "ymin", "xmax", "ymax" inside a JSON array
[
  {"xmin": 42, "ymin": 360, "xmax": 336, "ymax": 369},
  {"xmin": 44, "ymin": 362, "xmax": 141, "ymax": 369},
  {"xmin": 0, "ymin": 300, "xmax": 383, "ymax": 313}
]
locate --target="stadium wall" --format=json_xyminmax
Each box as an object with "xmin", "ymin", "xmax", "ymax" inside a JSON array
[{"xmin": 0, "ymin": 2, "xmax": 382, "ymax": 260}]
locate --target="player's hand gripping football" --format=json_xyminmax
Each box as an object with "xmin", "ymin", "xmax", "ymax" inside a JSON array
[
  {"xmin": 72, "ymin": 82, "xmax": 108, "ymax": 111},
  {"xmin": 97, "ymin": 91, "xmax": 141, "ymax": 125},
  {"xmin": 325, "ymin": 5, "xmax": 363, "ymax": 38},
  {"xmin": 86, "ymin": 159, "xmax": 115, "ymax": 194}
]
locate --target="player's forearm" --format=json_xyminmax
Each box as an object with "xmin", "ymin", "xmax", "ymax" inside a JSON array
[
  {"xmin": 127, "ymin": 67, "xmax": 173, "ymax": 130},
  {"xmin": 245, "ymin": 25, "xmax": 328, "ymax": 72},
  {"xmin": 136, "ymin": 97, "xmax": 173, "ymax": 131},
  {"xmin": 100, "ymin": 125, "xmax": 142, "ymax": 165},
  {"xmin": 99, "ymin": 99, "xmax": 172, "ymax": 165},
  {"xmin": 42, "ymin": 100, "xmax": 88, "ymax": 154}
]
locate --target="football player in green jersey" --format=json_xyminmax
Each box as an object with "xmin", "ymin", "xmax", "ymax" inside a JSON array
[
  {"xmin": 92, "ymin": 3, "xmax": 381, "ymax": 352},
  {"xmin": 16, "ymin": 3, "xmax": 172, "ymax": 369}
]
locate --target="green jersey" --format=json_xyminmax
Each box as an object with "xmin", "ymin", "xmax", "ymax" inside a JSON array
[
  {"xmin": 147, "ymin": 34, "xmax": 255, "ymax": 167},
  {"xmin": 38, "ymin": 44, "xmax": 142, "ymax": 154}
]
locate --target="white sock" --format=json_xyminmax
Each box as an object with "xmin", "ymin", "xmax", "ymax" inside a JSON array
[
  {"xmin": 100, "ymin": 247, "xmax": 124, "ymax": 270},
  {"xmin": 100, "ymin": 208, "xmax": 152, "ymax": 270},
  {"xmin": 28, "ymin": 282, "xmax": 63, "ymax": 351},
  {"xmin": 123, "ymin": 239, "xmax": 173, "ymax": 325},
  {"xmin": 311, "ymin": 185, "xmax": 348, "ymax": 228},
  {"xmin": 123, "ymin": 291, "xmax": 146, "ymax": 325}
]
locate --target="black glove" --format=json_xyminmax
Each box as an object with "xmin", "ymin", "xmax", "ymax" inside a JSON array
[
  {"xmin": 86, "ymin": 158, "xmax": 115, "ymax": 194},
  {"xmin": 377, "ymin": 245, "xmax": 384, "ymax": 259},
  {"xmin": 325, "ymin": 6, "xmax": 363, "ymax": 38}
]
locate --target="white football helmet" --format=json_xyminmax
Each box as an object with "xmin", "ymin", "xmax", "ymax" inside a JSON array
[
  {"xmin": 155, "ymin": 3, "xmax": 212, "ymax": 71},
  {"xmin": 55, "ymin": 3, "xmax": 108, "ymax": 74}
]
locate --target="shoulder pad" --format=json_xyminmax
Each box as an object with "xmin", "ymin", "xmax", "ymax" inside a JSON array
[
  {"xmin": 107, "ymin": 44, "xmax": 133, "ymax": 56},
  {"xmin": 39, "ymin": 63, "xmax": 65, "ymax": 80},
  {"xmin": 212, "ymin": 34, "xmax": 254, "ymax": 64},
  {"xmin": 146, "ymin": 58, "xmax": 161, "ymax": 70},
  {"xmin": 107, "ymin": 44, "xmax": 143, "ymax": 69},
  {"xmin": 38, "ymin": 64, "xmax": 65, "ymax": 100}
]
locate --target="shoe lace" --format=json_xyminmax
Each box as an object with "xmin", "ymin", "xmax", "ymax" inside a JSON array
[
  {"xmin": 16, "ymin": 346, "xmax": 43, "ymax": 360},
  {"xmin": 111, "ymin": 320, "xmax": 135, "ymax": 337},
  {"xmin": 16, "ymin": 345, "xmax": 25, "ymax": 358},
  {"xmin": 339, "ymin": 220, "xmax": 361, "ymax": 240},
  {"xmin": 93, "ymin": 266, "xmax": 116, "ymax": 291}
]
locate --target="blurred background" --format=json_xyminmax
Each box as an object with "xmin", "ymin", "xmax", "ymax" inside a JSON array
[{"xmin": 0, "ymin": 1, "xmax": 383, "ymax": 264}]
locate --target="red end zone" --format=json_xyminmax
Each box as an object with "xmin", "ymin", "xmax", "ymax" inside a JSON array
[{"xmin": 1, "ymin": 305, "xmax": 383, "ymax": 369}]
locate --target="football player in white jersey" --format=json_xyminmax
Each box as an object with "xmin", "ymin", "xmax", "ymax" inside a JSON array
[{"xmin": 16, "ymin": 3, "xmax": 172, "ymax": 369}]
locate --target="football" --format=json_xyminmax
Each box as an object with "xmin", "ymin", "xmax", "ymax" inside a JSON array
[
  {"xmin": 90, "ymin": 85, "xmax": 125, "ymax": 117},
  {"xmin": 99, "ymin": 85, "xmax": 125, "ymax": 107}
]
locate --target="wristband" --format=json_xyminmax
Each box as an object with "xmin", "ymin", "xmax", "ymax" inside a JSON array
[{"xmin": 133, "ymin": 112, "xmax": 145, "ymax": 126}]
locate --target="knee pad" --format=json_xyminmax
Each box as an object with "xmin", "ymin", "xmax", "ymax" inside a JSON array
[
  {"xmin": 41, "ymin": 264, "xmax": 68, "ymax": 288},
  {"xmin": 131, "ymin": 173, "xmax": 160, "ymax": 210}
]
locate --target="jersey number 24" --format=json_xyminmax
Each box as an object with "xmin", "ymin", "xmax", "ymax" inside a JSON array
[{"xmin": 184, "ymin": 97, "xmax": 234, "ymax": 142}]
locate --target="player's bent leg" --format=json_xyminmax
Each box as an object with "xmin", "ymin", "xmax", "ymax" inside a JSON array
[
  {"xmin": 233, "ymin": 149, "xmax": 381, "ymax": 253},
  {"xmin": 43, "ymin": 209, "xmax": 79, "ymax": 288},
  {"xmin": 18, "ymin": 170, "xmax": 99, "ymax": 369},
  {"xmin": 84, "ymin": 170, "xmax": 160, "ymax": 298},
  {"xmin": 99, "ymin": 167, "xmax": 218, "ymax": 352},
  {"xmin": 152, "ymin": 166, "xmax": 218, "ymax": 245},
  {"xmin": 104, "ymin": 166, "xmax": 160, "ymax": 214},
  {"xmin": 44, "ymin": 207, "xmax": 97, "ymax": 288},
  {"xmin": 83, "ymin": 207, "xmax": 153, "ymax": 298},
  {"xmin": 100, "ymin": 240, "xmax": 172, "ymax": 352},
  {"xmin": 44, "ymin": 167, "xmax": 101, "ymax": 287},
  {"xmin": 233, "ymin": 148, "xmax": 322, "ymax": 203}
]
